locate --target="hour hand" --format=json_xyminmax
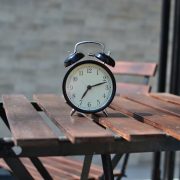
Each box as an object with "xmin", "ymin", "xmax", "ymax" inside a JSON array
[
  {"xmin": 81, "ymin": 85, "xmax": 91, "ymax": 99},
  {"xmin": 91, "ymin": 81, "xmax": 107, "ymax": 87}
]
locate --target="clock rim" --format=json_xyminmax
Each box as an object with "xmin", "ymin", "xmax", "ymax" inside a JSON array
[{"xmin": 62, "ymin": 60, "xmax": 116, "ymax": 114}]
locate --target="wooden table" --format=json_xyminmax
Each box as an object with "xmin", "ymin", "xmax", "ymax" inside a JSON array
[{"xmin": 0, "ymin": 93, "xmax": 180, "ymax": 179}]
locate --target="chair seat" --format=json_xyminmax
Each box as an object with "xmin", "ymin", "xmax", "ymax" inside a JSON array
[{"xmin": 0, "ymin": 157, "xmax": 103, "ymax": 180}]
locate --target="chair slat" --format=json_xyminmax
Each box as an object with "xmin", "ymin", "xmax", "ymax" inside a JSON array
[
  {"xmin": 34, "ymin": 94, "xmax": 114, "ymax": 143},
  {"xmin": 110, "ymin": 61, "xmax": 157, "ymax": 76},
  {"xmin": 0, "ymin": 158, "xmax": 77, "ymax": 180},
  {"xmin": 40, "ymin": 157, "xmax": 102, "ymax": 179},
  {"xmin": 0, "ymin": 160, "xmax": 39, "ymax": 179},
  {"xmin": 22, "ymin": 158, "xmax": 80, "ymax": 180},
  {"xmin": 116, "ymin": 82, "xmax": 150, "ymax": 95},
  {"xmin": 2, "ymin": 95, "xmax": 58, "ymax": 146},
  {"xmin": 45, "ymin": 157, "xmax": 103, "ymax": 175},
  {"xmin": 0, "ymin": 157, "xmax": 102, "ymax": 180},
  {"xmin": 110, "ymin": 96, "xmax": 180, "ymax": 141}
]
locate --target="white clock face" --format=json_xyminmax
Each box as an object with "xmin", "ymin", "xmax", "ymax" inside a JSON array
[{"xmin": 63, "ymin": 60, "xmax": 116, "ymax": 113}]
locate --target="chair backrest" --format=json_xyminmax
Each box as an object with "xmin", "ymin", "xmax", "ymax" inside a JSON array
[{"xmin": 109, "ymin": 61, "xmax": 158, "ymax": 95}]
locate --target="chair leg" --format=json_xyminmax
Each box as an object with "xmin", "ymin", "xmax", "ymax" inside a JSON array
[
  {"xmin": 111, "ymin": 154, "xmax": 124, "ymax": 169},
  {"xmin": 163, "ymin": 151, "xmax": 175, "ymax": 180},
  {"xmin": 30, "ymin": 157, "xmax": 53, "ymax": 180},
  {"xmin": 116, "ymin": 153, "xmax": 129, "ymax": 180},
  {"xmin": 80, "ymin": 155, "xmax": 93, "ymax": 180},
  {"xmin": 179, "ymin": 157, "xmax": 180, "ymax": 180}
]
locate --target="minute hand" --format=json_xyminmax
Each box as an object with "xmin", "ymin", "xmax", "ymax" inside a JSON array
[{"xmin": 91, "ymin": 81, "xmax": 107, "ymax": 87}]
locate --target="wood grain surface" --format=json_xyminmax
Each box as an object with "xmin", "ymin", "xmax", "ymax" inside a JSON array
[
  {"xmin": 116, "ymin": 82, "xmax": 150, "ymax": 95},
  {"xmin": 110, "ymin": 61, "xmax": 157, "ymax": 76},
  {"xmin": 97, "ymin": 108, "xmax": 164, "ymax": 141},
  {"xmin": 40, "ymin": 157, "xmax": 103, "ymax": 179},
  {"xmin": 34, "ymin": 94, "xmax": 114, "ymax": 143},
  {"xmin": 125, "ymin": 94, "xmax": 180, "ymax": 118},
  {"xmin": 151, "ymin": 93, "xmax": 180, "ymax": 105},
  {"xmin": 110, "ymin": 96, "xmax": 180, "ymax": 140},
  {"xmin": 2, "ymin": 95, "xmax": 58, "ymax": 146}
]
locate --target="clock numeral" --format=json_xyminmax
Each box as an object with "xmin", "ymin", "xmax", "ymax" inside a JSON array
[
  {"xmin": 79, "ymin": 99, "xmax": 82, "ymax": 105},
  {"xmin": 97, "ymin": 100, "xmax": 100, "ymax": 105},
  {"xmin": 73, "ymin": 77, "xmax": 78, "ymax": 81},
  {"xmin": 72, "ymin": 94, "xmax": 76, "ymax": 98},
  {"xmin": 103, "ymin": 94, "xmax": 106, "ymax": 98},
  {"xmin": 79, "ymin": 71, "xmax": 83, "ymax": 76},
  {"xmin": 87, "ymin": 67, "xmax": 92, "ymax": 73},
  {"xmin": 97, "ymin": 69, "xmax": 99, "ymax": 75},
  {"xmin": 69, "ymin": 85, "xmax": 73, "ymax": 90},
  {"xmin": 87, "ymin": 102, "xmax": 91, "ymax": 107},
  {"xmin": 103, "ymin": 76, "xmax": 107, "ymax": 81},
  {"xmin": 105, "ymin": 85, "xmax": 109, "ymax": 90}
]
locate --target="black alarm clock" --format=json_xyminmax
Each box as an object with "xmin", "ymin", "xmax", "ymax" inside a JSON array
[{"xmin": 62, "ymin": 41, "xmax": 116, "ymax": 115}]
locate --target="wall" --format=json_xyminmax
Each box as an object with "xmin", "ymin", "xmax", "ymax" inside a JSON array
[{"xmin": 0, "ymin": 0, "xmax": 161, "ymax": 97}]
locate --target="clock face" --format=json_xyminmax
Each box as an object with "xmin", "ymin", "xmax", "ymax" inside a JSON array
[{"xmin": 63, "ymin": 60, "xmax": 116, "ymax": 113}]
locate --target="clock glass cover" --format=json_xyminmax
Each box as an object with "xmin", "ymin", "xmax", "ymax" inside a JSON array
[{"xmin": 63, "ymin": 60, "xmax": 116, "ymax": 113}]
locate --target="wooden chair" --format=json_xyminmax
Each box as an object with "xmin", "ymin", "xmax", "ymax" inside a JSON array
[
  {"xmin": 0, "ymin": 61, "xmax": 157, "ymax": 180},
  {"xmin": 109, "ymin": 61, "xmax": 157, "ymax": 95},
  {"xmin": 108, "ymin": 60, "xmax": 158, "ymax": 178},
  {"xmin": 0, "ymin": 157, "xmax": 104, "ymax": 180}
]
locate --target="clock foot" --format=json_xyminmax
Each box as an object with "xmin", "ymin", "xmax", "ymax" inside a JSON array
[
  {"xmin": 70, "ymin": 109, "xmax": 85, "ymax": 117},
  {"xmin": 70, "ymin": 109, "xmax": 76, "ymax": 116},
  {"xmin": 70, "ymin": 110, "xmax": 93, "ymax": 120},
  {"xmin": 103, "ymin": 109, "xmax": 108, "ymax": 117}
]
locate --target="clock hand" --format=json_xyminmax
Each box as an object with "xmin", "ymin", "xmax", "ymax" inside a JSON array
[
  {"xmin": 91, "ymin": 81, "xmax": 107, "ymax": 88},
  {"xmin": 81, "ymin": 85, "xmax": 92, "ymax": 99},
  {"xmin": 81, "ymin": 82, "xmax": 106, "ymax": 99}
]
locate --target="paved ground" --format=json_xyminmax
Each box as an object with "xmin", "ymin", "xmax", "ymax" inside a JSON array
[{"xmin": 0, "ymin": 0, "xmax": 179, "ymax": 179}]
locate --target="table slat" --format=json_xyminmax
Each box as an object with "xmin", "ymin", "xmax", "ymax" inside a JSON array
[
  {"xmin": 98, "ymin": 109, "xmax": 165, "ymax": 141},
  {"xmin": 2, "ymin": 95, "xmax": 58, "ymax": 146},
  {"xmin": 151, "ymin": 93, "xmax": 180, "ymax": 105},
  {"xmin": 34, "ymin": 94, "xmax": 114, "ymax": 143},
  {"xmin": 110, "ymin": 97, "xmax": 180, "ymax": 140},
  {"xmin": 125, "ymin": 94, "xmax": 180, "ymax": 118}
]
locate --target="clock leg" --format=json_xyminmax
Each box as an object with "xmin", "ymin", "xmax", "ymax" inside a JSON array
[
  {"xmin": 103, "ymin": 109, "xmax": 108, "ymax": 117},
  {"xmin": 70, "ymin": 109, "xmax": 76, "ymax": 116},
  {"xmin": 70, "ymin": 110, "xmax": 91, "ymax": 119}
]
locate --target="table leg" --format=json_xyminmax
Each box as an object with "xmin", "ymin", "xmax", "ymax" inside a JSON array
[
  {"xmin": 179, "ymin": 159, "xmax": 180, "ymax": 180},
  {"xmin": 163, "ymin": 151, "xmax": 175, "ymax": 180},
  {"xmin": 152, "ymin": 152, "xmax": 161, "ymax": 180},
  {"xmin": 100, "ymin": 153, "xmax": 124, "ymax": 179},
  {"xmin": 4, "ymin": 157, "xmax": 34, "ymax": 180},
  {"xmin": 80, "ymin": 155, "xmax": 93, "ymax": 180},
  {"xmin": 101, "ymin": 154, "xmax": 114, "ymax": 180}
]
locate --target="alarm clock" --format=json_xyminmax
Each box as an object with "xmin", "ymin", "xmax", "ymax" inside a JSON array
[{"xmin": 62, "ymin": 41, "xmax": 116, "ymax": 115}]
